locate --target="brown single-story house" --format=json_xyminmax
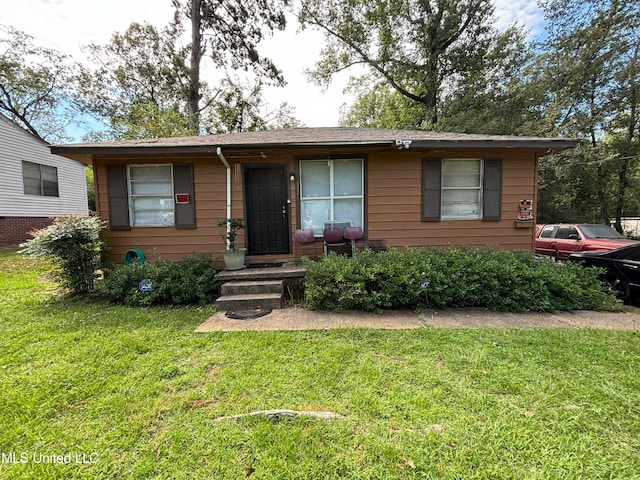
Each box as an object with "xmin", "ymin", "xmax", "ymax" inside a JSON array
[{"xmin": 51, "ymin": 127, "xmax": 577, "ymax": 267}]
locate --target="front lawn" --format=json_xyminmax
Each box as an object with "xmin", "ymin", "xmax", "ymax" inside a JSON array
[{"xmin": 1, "ymin": 247, "xmax": 639, "ymax": 479}]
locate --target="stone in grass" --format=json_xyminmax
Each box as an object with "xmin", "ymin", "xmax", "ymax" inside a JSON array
[{"xmin": 213, "ymin": 409, "xmax": 343, "ymax": 422}]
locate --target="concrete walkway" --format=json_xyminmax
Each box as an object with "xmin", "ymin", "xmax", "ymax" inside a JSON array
[{"xmin": 196, "ymin": 306, "xmax": 640, "ymax": 332}]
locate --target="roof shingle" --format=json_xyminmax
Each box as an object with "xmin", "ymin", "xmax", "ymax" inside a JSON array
[{"xmin": 52, "ymin": 127, "xmax": 578, "ymax": 153}]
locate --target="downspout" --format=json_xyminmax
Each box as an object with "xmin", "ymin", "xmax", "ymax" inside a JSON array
[{"xmin": 216, "ymin": 146, "xmax": 232, "ymax": 250}]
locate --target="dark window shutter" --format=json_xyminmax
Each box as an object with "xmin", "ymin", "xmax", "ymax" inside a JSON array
[
  {"xmin": 173, "ymin": 163, "xmax": 196, "ymax": 229},
  {"xmin": 483, "ymin": 158, "xmax": 502, "ymax": 221},
  {"xmin": 422, "ymin": 158, "xmax": 441, "ymax": 221},
  {"xmin": 106, "ymin": 164, "xmax": 130, "ymax": 230}
]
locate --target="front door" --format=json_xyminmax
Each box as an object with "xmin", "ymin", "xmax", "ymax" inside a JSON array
[{"xmin": 244, "ymin": 164, "xmax": 290, "ymax": 255}]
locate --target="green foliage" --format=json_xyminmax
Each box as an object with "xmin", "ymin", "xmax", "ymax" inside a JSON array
[
  {"xmin": 339, "ymin": 31, "xmax": 538, "ymax": 136},
  {"xmin": 2, "ymin": 248, "xmax": 640, "ymax": 478},
  {"xmin": 535, "ymin": 0, "xmax": 640, "ymax": 224},
  {"xmin": 339, "ymin": 80, "xmax": 427, "ymax": 129},
  {"xmin": 303, "ymin": 247, "xmax": 618, "ymax": 312},
  {"xmin": 19, "ymin": 215, "xmax": 106, "ymax": 294},
  {"xmin": 85, "ymin": 166, "xmax": 95, "ymax": 211},
  {"xmin": 79, "ymin": 22, "xmax": 196, "ymax": 139},
  {"xmin": 0, "ymin": 26, "xmax": 80, "ymax": 142},
  {"xmin": 174, "ymin": 0, "xmax": 290, "ymax": 132},
  {"xmin": 216, "ymin": 217, "xmax": 244, "ymax": 250},
  {"xmin": 106, "ymin": 101, "xmax": 194, "ymax": 141},
  {"xmin": 299, "ymin": 0, "xmax": 526, "ymax": 130},
  {"xmin": 208, "ymin": 77, "xmax": 303, "ymax": 133},
  {"xmin": 96, "ymin": 254, "xmax": 218, "ymax": 306}
]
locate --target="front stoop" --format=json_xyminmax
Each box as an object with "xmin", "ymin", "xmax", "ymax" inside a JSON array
[{"xmin": 216, "ymin": 280, "xmax": 284, "ymax": 311}]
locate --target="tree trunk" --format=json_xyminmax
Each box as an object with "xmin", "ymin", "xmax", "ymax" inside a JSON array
[
  {"xmin": 596, "ymin": 163, "xmax": 611, "ymax": 224},
  {"xmin": 188, "ymin": 0, "xmax": 202, "ymax": 134},
  {"xmin": 424, "ymin": 92, "xmax": 438, "ymax": 128},
  {"xmin": 422, "ymin": 66, "xmax": 439, "ymax": 128},
  {"xmin": 613, "ymin": 45, "xmax": 638, "ymax": 233},
  {"xmin": 613, "ymin": 159, "xmax": 629, "ymax": 233}
]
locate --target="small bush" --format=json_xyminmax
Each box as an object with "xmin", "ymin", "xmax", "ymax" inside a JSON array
[
  {"xmin": 96, "ymin": 254, "xmax": 218, "ymax": 306},
  {"xmin": 302, "ymin": 247, "xmax": 618, "ymax": 312},
  {"xmin": 20, "ymin": 215, "xmax": 107, "ymax": 294}
]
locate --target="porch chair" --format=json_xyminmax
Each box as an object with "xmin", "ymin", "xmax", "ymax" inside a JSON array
[
  {"xmin": 294, "ymin": 228, "xmax": 316, "ymax": 261},
  {"xmin": 323, "ymin": 220, "xmax": 351, "ymax": 256},
  {"xmin": 343, "ymin": 226, "xmax": 364, "ymax": 256}
]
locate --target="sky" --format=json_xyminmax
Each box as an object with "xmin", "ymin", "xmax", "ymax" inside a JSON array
[{"xmin": 1, "ymin": 0, "xmax": 545, "ymax": 139}]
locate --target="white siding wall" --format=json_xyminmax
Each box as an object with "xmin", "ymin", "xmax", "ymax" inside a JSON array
[{"xmin": 0, "ymin": 116, "xmax": 88, "ymax": 217}]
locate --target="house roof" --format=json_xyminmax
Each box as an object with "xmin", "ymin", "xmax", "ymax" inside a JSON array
[
  {"xmin": 51, "ymin": 127, "xmax": 579, "ymax": 157},
  {"xmin": 0, "ymin": 112, "xmax": 50, "ymax": 147}
]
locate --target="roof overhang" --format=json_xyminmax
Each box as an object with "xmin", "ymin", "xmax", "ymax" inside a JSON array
[
  {"xmin": 51, "ymin": 140, "xmax": 578, "ymax": 158},
  {"xmin": 50, "ymin": 127, "xmax": 580, "ymax": 160}
]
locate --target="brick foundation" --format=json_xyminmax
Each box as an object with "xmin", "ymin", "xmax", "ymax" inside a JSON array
[{"xmin": 0, "ymin": 217, "xmax": 53, "ymax": 246}]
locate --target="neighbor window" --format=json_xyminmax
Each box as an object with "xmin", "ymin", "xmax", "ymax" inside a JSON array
[
  {"xmin": 441, "ymin": 159, "xmax": 482, "ymax": 219},
  {"xmin": 128, "ymin": 165, "xmax": 175, "ymax": 226},
  {"xmin": 22, "ymin": 161, "xmax": 59, "ymax": 197},
  {"xmin": 300, "ymin": 158, "xmax": 364, "ymax": 235}
]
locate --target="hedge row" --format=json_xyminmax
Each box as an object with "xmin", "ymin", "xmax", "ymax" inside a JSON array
[
  {"xmin": 96, "ymin": 254, "xmax": 218, "ymax": 306},
  {"xmin": 302, "ymin": 247, "xmax": 618, "ymax": 313}
]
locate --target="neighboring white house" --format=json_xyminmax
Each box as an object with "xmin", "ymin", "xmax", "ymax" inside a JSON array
[
  {"xmin": 0, "ymin": 114, "xmax": 88, "ymax": 245},
  {"xmin": 618, "ymin": 217, "xmax": 640, "ymax": 239}
]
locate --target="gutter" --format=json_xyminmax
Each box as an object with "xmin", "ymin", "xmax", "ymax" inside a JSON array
[{"xmin": 216, "ymin": 147, "xmax": 232, "ymax": 250}]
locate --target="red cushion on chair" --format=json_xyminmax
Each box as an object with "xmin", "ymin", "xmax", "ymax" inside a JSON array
[
  {"xmin": 295, "ymin": 229, "xmax": 314, "ymax": 243},
  {"xmin": 344, "ymin": 227, "xmax": 363, "ymax": 240},
  {"xmin": 323, "ymin": 228, "xmax": 343, "ymax": 243}
]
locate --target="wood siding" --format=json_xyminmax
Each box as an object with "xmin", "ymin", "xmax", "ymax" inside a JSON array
[
  {"xmin": 93, "ymin": 147, "xmax": 537, "ymax": 265},
  {"xmin": 367, "ymin": 149, "xmax": 536, "ymax": 251},
  {"xmin": 0, "ymin": 115, "xmax": 88, "ymax": 217}
]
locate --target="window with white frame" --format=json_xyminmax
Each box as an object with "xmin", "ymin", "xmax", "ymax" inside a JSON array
[
  {"xmin": 128, "ymin": 165, "xmax": 175, "ymax": 226},
  {"xmin": 441, "ymin": 159, "xmax": 482, "ymax": 219},
  {"xmin": 300, "ymin": 158, "xmax": 364, "ymax": 235},
  {"xmin": 22, "ymin": 161, "xmax": 59, "ymax": 197}
]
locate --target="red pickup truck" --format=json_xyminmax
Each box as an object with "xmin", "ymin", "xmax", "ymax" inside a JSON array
[{"xmin": 535, "ymin": 224, "xmax": 639, "ymax": 260}]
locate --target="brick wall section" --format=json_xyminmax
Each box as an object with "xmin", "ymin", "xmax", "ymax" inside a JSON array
[{"xmin": 0, "ymin": 217, "xmax": 53, "ymax": 246}]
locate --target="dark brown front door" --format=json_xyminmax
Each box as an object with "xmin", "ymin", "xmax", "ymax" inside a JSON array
[{"xmin": 244, "ymin": 164, "xmax": 290, "ymax": 255}]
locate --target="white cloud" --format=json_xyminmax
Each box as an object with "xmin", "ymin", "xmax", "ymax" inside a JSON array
[
  {"xmin": 2, "ymin": 0, "xmax": 544, "ymax": 138},
  {"xmin": 2, "ymin": 0, "xmax": 175, "ymax": 56},
  {"xmin": 494, "ymin": 0, "xmax": 546, "ymax": 37}
]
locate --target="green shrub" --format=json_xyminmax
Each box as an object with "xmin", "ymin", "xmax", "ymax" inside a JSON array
[
  {"xmin": 96, "ymin": 254, "xmax": 218, "ymax": 306},
  {"xmin": 20, "ymin": 215, "xmax": 107, "ymax": 294},
  {"xmin": 302, "ymin": 247, "xmax": 618, "ymax": 312}
]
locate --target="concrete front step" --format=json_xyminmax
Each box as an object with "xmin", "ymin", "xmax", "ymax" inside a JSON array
[
  {"xmin": 221, "ymin": 280, "xmax": 283, "ymax": 296},
  {"xmin": 215, "ymin": 264, "xmax": 305, "ymax": 282},
  {"xmin": 216, "ymin": 293, "xmax": 282, "ymax": 311}
]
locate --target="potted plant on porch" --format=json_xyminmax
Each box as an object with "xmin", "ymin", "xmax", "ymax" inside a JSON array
[{"xmin": 217, "ymin": 217, "xmax": 246, "ymax": 270}]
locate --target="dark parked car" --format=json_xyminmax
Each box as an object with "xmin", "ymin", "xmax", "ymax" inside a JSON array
[
  {"xmin": 535, "ymin": 223, "xmax": 639, "ymax": 260},
  {"xmin": 569, "ymin": 244, "xmax": 640, "ymax": 302}
]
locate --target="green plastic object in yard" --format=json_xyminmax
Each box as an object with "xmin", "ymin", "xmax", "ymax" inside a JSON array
[{"xmin": 124, "ymin": 249, "xmax": 146, "ymax": 265}]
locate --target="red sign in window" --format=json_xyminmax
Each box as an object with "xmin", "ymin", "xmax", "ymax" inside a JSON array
[{"xmin": 175, "ymin": 193, "xmax": 190, "ymax": 204}]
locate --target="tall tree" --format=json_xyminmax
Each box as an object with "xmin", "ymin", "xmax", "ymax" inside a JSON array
[
  {"xmin": 298, "ymin": 0, "xmax": 525, "ymax": 130},
  {"xmin": 0, "ymin": 26, "xmax": 79, "ymax": 142},
  {"xmin": 80, "ymin": 19, "xmax": 300, "ymax": 139},
  {"xmin": 536, "ymin": 0, "xmax": 640, "ymax": 228},
  {"xmin": 173, "ymin": 0, "xmax": 288, "ymax": 132},
  {"xmin": 79, "ymin": 22, "xmax": 194, "ymax": 140},
  {"xmin": 339, "ymin": 77, "xmax": 426, "ymax": 129},
  {"xmin": 340, "ymin": 28, "xmax": 538, "ymax": 135},
  {"xmin": 208, "ymin": 77, "xmax": 302, "ymax": 133}
]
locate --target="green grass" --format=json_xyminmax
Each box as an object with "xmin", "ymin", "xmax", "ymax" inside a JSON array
[{"xmin": 1, "ymin": 246, "xmax": 639, "ymax": 479}]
